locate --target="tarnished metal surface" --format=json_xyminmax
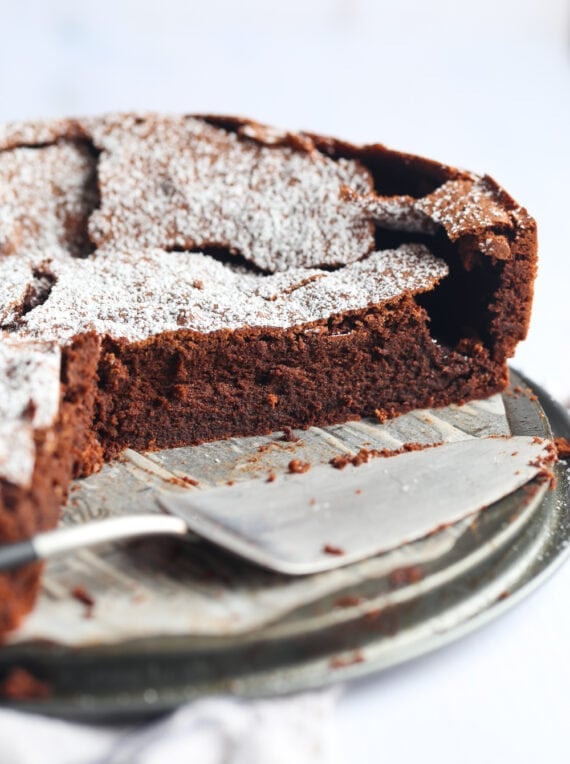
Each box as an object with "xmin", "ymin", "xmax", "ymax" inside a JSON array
[{"xmin": 0, "ymin": 370, "xmax": 568, "ymax": 720}]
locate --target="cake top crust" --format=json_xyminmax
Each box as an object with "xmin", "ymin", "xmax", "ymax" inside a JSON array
[
  {"xmin": 0, "ymin": 112, "xmax": 520, "ymax": 344},
  {"xmin": 0, "ymin": 113, "xmax": 460, "ymax": 344}
]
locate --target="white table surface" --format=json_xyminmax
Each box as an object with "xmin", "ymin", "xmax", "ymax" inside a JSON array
[{"xmin": 1, "ymin": 1, "xmax": 569, "ymax": 761}]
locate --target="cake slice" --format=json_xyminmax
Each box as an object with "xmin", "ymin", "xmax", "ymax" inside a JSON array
[{"xmin": 0, "ymin": 113, "xmax": 537, "ymax": 633}]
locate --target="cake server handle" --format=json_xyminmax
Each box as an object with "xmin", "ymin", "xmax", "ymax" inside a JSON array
[{"xmin": 0, "ymin": 515, "xmax": 189, "ymax": 572}]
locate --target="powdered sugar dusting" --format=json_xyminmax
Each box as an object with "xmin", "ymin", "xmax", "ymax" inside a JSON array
[
  {"xmin": 0, "ymin": 256, "xmax": 35, "ymax": 326},
  {"xmin": 417, "ymin": 178, "xmax": 513, "ymax": 240},
  {"xmin": 0, "ymin": 117, "xmax": 83, "ymax": 152},
  {"xmin": 0, "ymin": 142, "xmax": 97, "ymax": 257},
  {"xmin": 86, "ymin": 114, "xmax": 375, "ymax": 272},
  {"xmin": 17, "ymin": 244, "xmax": 448, "ymax": 342},
  {"xmin": 0, "ymin": 341, "xmax": 61, "ymax": 485},
  {"xmin": 478, "ymin": 234, "xmax": 511, "ymax": 260},
  {"xmin": 343, "ymin": 188, "xmax": 439, "ymax": 234}
]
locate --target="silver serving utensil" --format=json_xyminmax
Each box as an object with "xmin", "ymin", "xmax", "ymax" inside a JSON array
[{"xmin": 0, "ymin": 436, "xmax": 552, "ymax": 575}]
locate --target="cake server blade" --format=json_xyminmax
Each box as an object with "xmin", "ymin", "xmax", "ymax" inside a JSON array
[
  {"xmin": 157, "ymin": 435, "xmax": 553, "ymax": 574},
  {"xmin": 0, "ymin": 436, "xmax": 553, "ymax": 575}
]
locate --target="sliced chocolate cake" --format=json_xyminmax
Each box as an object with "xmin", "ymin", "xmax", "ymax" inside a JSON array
[{"xmin": 0, "ymin": 113, "xmax": 537, "ymax": 633}]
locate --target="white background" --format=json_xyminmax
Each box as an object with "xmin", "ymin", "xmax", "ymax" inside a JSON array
[{"xmin": 1, "ymin": 1, "xmax": 569, "ymax": 761}]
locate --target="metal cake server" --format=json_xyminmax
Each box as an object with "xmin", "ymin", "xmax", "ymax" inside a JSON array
[{"xmin": 0, "ymin": 436, "xmax": 552, "ymax": 575}]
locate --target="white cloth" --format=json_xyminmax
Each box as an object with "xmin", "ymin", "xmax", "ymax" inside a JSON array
[{"xmin": 0, "ymin": 690, "xmax": 340, "ymax": 764}]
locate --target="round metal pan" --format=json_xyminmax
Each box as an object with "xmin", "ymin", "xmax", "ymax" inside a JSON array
[{"xmin": 1, "ymin": 369, "xmax": 568, "ymax": 721}]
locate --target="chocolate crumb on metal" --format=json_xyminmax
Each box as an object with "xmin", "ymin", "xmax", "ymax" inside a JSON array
[
  {"xmin": 554, "ymin": 437, "xmax": 570, "ymax": 460},
  {"xmin": 71, "ymin": 585, "xmax": 96, "ymax": 618},
  {"xmin": 166, "ymin": 475, "xmax": 199, "ymax": 488},
  {"xmin": 335, "ymin": 595, "xmax": 365, "ymax": 608},
  {"xmin": 280, "ymin": 426, "xmax": 300, "ymax": 443},
  {"xmin": 288, "ymin": 459, "xmax": 311, "ymax": 474},
  {"xmin": 329, "ymin": 442, "xmax": 442, "ymax": 469},
  {"xmin": 527, "ymin": 441, "xmax": 558, "ymax": 489},
  {"xmin": 388, "ymin": 565, "xmax": 423, "ymax": 588},
  {"xmin": 0, "ymin": 667, "xmax": 52, "ymax": 700},
  {"xmin": 330, "ymin": 649, "xmax": 365, "ymax": 669}
]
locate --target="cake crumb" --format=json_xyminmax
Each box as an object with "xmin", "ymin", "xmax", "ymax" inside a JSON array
[
  {"xmin": 266, "ymin": 470, "xmax": 276, "ymax": 483},
  {"xmin": 330, "ymin": 454, "xmax": 350, "ymax": 469},
  {"xmin": 330, "ymin": 649, "xmax": 365, "ymax": 669},
  {"xmin": 528, "ymin": 441, "xmax": 558, "ymax": 489},
  {"xmin": 288, "ymin": 459, "xmax": 311, "ymax": 474},
  {"xmin": 71, "ymin": 585, "xmax": 96, "ymax": 618},
  {"xmin": 280, "ymin": 427, "xmax": 300, "ymax": 442},
  {"xmin": 554, "ymin": 437, "xmax": 570, "ymax": 460},
  {"xmin": 323, "ymin": 543, "xmax": 345, "ymax": 556},
  {"xmin": 335, "ymin": 595, "xmax": 365, "ymax": 608},
  {"xmin": 330, "ymin": 442, "xmax": 441, "ymax": 469},
  {"xmin": 166, "ymin": 474, "xmax": 199, "ymax": 488},
  {"xmin": 388, "ymin": 565, "xmax": 423, "ymax": 588},
  {"xmin": 266, "ymin": 393, "xmax": 279, "ymax": 409},
  {"xmin": 0, "ymin": 667, "xmax": 51, "ymax": 700}
]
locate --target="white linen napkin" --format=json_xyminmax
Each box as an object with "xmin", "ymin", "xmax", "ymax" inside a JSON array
[{"xmin": 0, "ymin": 689, "xmax": 340, "ymax": 764}]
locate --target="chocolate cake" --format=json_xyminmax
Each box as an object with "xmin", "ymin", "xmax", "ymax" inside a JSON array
[{"xmin": 0, "ymin": 113, "xmax": 537, "ymax": 633}]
